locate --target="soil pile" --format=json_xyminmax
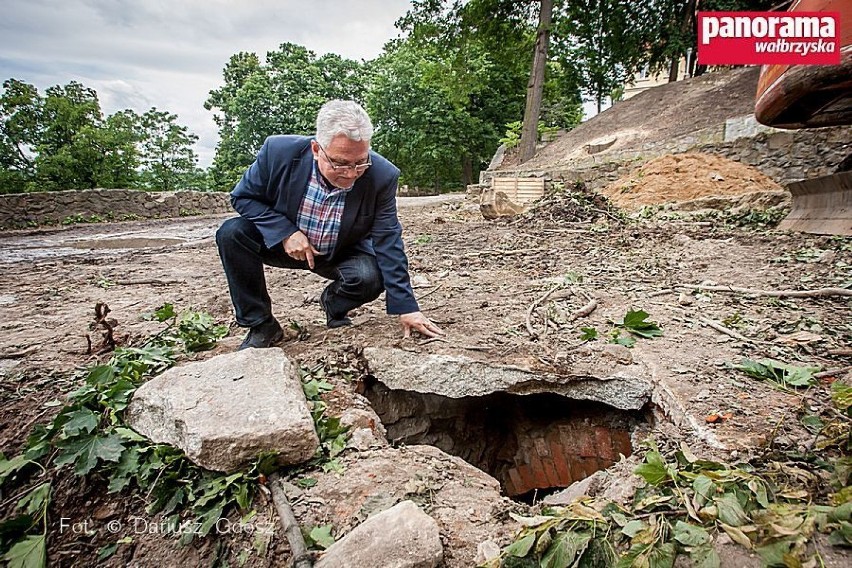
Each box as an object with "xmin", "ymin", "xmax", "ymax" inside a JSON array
[
  {"xmin": 599, "ymin": 152, "xmax": 784, "ymax": 210},
  {"xmin": 501, "ymin": 66, "xmax": 761, "ymax": 170}
]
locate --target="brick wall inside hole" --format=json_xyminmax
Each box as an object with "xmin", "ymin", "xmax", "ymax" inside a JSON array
[
  {"xmin": 501, "ymin": 419, "xmax": 634, "ymax": 497},
  {"xmin": 364, "ymin": 383, "xmax": 639, "ymax": 498}
]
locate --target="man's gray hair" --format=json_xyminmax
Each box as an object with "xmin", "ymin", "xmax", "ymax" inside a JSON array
[{"xmin": 315, "ymin": 100, "xmax": 373, "ymax": 147}]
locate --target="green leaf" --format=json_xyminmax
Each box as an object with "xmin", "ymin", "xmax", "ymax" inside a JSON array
[
  {"xmin": 613, "ymin": 334, "xmax": 636, "ymax": 348},
  {"xmin": 755, "ymin": 539, "xmax": 794, "ymax": 566},
  {"xmin": 714, "ymin": 494, "xmax": 749, "ymax": 527},
  {"xmin": 55, "ymin": 433, "xmax": 125, "ymax": 475},
  {"xmin": 15, "ymin": 483, "xmax": 50, "ymax": 518},
  {"xmin": 506, "ymin": 532, "xmax": 536, "ymax": 557},
  {"xmin": 580, "ymin": 327, "xmax": 598, "ymax": 341},
  {"xmin": 831, "ymin": 381, "xmax": 852, "ymax": 414},
  {"xmin": 97, "ymin": 543, "xmax": 119, "ymax": 561},
  {"xmin": 2, "ymin": 535, "xmax": 46, "ymax": 568},
  {"xmin": 297, "ymin": 477, "xmax": 318, "ymax": 489},
  {"xmin": 635, "ymin": 450, "xmax": 668, "ymax": 486},
  {"xmin": 673, "ymin": 521, "xmax": 710, "ymax": 547},
  {"xmin": 619, "ymin": 309, "xmax": 663, "ymax": 339},
  {"xmin": 648, "ymin": 542, "xmax": 676, "ymax": 568},
  {"xmin": 0, "ymin": 454, "xmax": 32, "ymax": 485},
  {"xmin": 828, "ymin": 521, "xmax": 852, "ymax": 547},
  {"xmin": 800, "ymin": 415, "xmax": 824, "ymax": 434},
  {"xmin": 621, "ymin": 520, "xmax": 646, "ymax": 538},
  {"xmin": 61, "ymin": 409, "xmax": 100, "ymax": 437},
  {"xmin": 690, "ymin": 545, "xmax": 721, "ymax": 568},
  {"xmin": 308, "ymin": 525, "xmax": 335, "ymax": 549},
  {"xmin": 86, "ymin": 365, "xmax": 115, "ymax": 386},
  {"xmin": 692, "ymin": 475, "xmax": 716, "ymax": 507},
  {"xmin": 541, "ymin": 531, "xmax": 592, "ymax": 568}
]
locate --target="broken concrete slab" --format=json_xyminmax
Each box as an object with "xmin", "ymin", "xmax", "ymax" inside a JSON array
[
  {"xmin": 126, "ymin": 349, "xmax": 319, "ymax": 472},
  {"xmin": 363, "ymin": 347, "xmax": 653, "ymax": 410},
  {"xmin": 314, "ymin": 500, "xmax": 442, "ymax": 568},
  {"xmin": 297, "ymin": 445, "xmax": 517, "ymax": 568}
]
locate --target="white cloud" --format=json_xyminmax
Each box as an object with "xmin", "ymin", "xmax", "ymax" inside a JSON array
[{"xmin": 0, "ymin": 0, "xmax": 410, "ymax": 167}]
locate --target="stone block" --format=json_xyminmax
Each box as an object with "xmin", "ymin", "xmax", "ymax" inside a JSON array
[{"xmin": 127, "ymin": 349, "xmax": 319, "ymax": 472}]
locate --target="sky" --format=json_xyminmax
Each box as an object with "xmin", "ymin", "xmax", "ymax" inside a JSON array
[{"xmin": 0, "ymin": 0, "xmax": 413, "ymax": 168}]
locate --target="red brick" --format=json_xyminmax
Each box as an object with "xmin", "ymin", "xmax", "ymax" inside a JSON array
[
  {"xmin": 508, "ymin": 468, "xmax": 524, "ymax": 496},
  {"xmin": 612, "ymin": 429, "xmax": 633, "ymax": 458},
  {"xmin": 549, "ymin": 439, "xmax": 574, "ymax": 485},
  {"xmin": 504, "ymin": 474, "xmax": 517, "ymax": 497},
  {"xmin": 574, "ymin": 457, "xmax": 601, "ymax": 480},
  {"xmin": 533, "ymin": 436, "xmax": 551, "ymax": 458},
  {"xmin": 517, "ymin": 464, "xmax": 535, "ymax": 494},
  {"xmin": 527, "ymin": 453, "xmax": 550, "ymax": 489},
  {"xmin": 542, "ymin": 458, "xmax": 562, "ymax": 487},
  {"xmin": 575, "ymin": 431, "xmax": 598, "ymax": 458},
  {"xmin": 595, "ymin": 426, "xmax": 616, "ymax": 461}
]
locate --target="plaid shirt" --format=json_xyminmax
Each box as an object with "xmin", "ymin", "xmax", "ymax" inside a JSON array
[{"xmin": 296, "ymin": 161, "xmax": 351, "ymax": 255}]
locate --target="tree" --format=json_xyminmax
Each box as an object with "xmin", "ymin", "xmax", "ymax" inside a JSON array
[
  {"xmin": 0, "ymin": 79, "xmax": 42, "ymax": 193},
  {"xmin": 137, "ymin": 109, "xmax": 199, "ymax": 192},
  {"xmin": 519, "ymin": 0, "xmax": 554, "ymax": 163},
  {"xmin": 205, "ymin": 44, "xmax": 366, "ymax": 190}
]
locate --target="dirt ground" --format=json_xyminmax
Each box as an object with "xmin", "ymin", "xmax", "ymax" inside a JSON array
[
  {"xmin": 601, "ymin": 152, "xmax": 783, "ymax": 209},
  {"xmin": 0, "ymin": 187, "xmax": 850, "ymax": 565}
]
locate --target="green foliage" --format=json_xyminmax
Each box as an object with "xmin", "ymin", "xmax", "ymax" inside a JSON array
[
  {"xmin": 304, "ymin": 524, "xmax": 336, "ymax": 550},
  {"xmin": 493, "ymin": 423, "xmax": 852, "ymax": 568},
  {"xmin": 730, "ymin": 358, "xmax": 820, "ymax": 390},
  {"xmin": 1, "ymin": 78, "xmax": 201, "ymax": 193},
  {"xmin": 616, "ymin": 309, "xmax": 663, "ymax": 339},
  {"xmin": 137, "ymin": 109, "xmax": 200, "ymax": 191},
  {"xmin": 205, "ymin": 44, "xmax": 365, "ymax": 189},
  {"xmin": 607, "ymin": 308, "xmax": 662, "ymax": 348},
  {"xmin": 0, "ymin": 306, "xmax": 246, "ymax": 563}
]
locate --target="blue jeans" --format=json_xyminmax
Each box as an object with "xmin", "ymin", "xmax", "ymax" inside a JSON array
[{"xmin": 215, "ymin": 217, "xmax": 384, "ymax": 327}]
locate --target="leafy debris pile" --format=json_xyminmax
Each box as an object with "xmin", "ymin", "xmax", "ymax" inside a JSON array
[{"xmin": 520, "ymin": 181, "xmax": 624, "ymax": 226}]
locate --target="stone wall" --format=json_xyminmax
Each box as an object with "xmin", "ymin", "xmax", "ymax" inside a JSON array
[
  {"xmin": 484, "ymin": 123, "xmax": 851, "ymax": 192},
  {"xmin": 0, "ymin": 189, "xmax": 232, "ymax": 230}
]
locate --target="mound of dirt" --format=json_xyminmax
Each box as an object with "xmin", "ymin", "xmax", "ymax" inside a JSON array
[
  {"xmin": 501, "ymin": 66, "xmax": 761, "ymax": 170},
  {"xmin": 599, "ymin": 152, "xmax": 784, "ymax": 210}
]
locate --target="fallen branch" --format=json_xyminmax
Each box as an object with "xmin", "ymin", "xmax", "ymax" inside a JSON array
[
  {"xmin": 269, "ymin": 475, "xmax": 312, "ymax": 568},
  {"xmin": 417, "ymin": 284, "xmax": 444, "ymax": 300},
  {"xmin": 112, "ymin": 278, "xmax": 185, "ymax": 286},
  {"xmin": 525, "ymin": 285, "xmax": 561, "ymax": 338},
  {"xmin": 569, "ymin": 298, "xmax": 598, "ymax": 321},
  {"xmin": 0, "ymin": 345, "xmax": 39, "ymax": 359},
  {"xmin": 826, "ymin": 348, "xmax": 852, "ymax": 357},
  {"xmin": 679, "ymin": 284, "xmax": 852, "ymax": 299},
  {"xmin": 698, "ymin": 317, "xmax": 754, "ymax": 344},
  {"xmin": 814, "ymin": 366, "xmax": 852, "ymax": 380},
  {"xmin": 464, "ymin": 247, "xmax": 549, "ymax": 257}
]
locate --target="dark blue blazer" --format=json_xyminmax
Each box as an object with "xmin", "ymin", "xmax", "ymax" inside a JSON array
[{"xmin": 230, "ymin": 135, "xmax": 418, "ymax": 315}]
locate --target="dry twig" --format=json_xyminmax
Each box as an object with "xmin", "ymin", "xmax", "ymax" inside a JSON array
[
  {"xmin": 569, "ymin": 298, "xmax": 598, "ymax": 321},
  {"xmin": 698, "ymin": 317, "xmax": 754, "ymax": 343},
  {"xmin": 813, "ymin": 366, "xmax": 852, "ymax": 380},
  {"xmin": 679, "ymin": 284, "xmax": 852, "ymax": 299},
  {"xmin": 525, "ymin": 285, "xmax": 561, "ymax": 338},
  {"xmin": 269, "ymin": 475, "xmax": 312, "ymax": 568}
]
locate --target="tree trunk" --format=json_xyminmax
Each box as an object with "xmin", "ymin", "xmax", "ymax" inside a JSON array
[
  {"xmin": 518, "ymin": 0, "xmax": 553, "ymax": 164},
  {"xmin": 669, "ymin": 0, "xmax": 698, "ymax": 82},
  {"xmin": 462, "ymin": 155, "xmax": 473, "ymax": 187}
]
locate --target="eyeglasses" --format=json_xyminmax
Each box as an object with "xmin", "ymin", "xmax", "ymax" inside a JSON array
[{"xmin": 317, "ymin": 144, "xmax": 371, "ymax": 173}]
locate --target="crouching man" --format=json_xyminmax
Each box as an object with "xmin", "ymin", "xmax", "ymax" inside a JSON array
[{"xmin": 216, "ymin": 99, "xmax": 443, "ymax": 349}]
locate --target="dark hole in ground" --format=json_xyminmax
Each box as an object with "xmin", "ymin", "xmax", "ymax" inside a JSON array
[{"xmin": 363, "ymin": 377, "xmax": 649, "ymax": 499}]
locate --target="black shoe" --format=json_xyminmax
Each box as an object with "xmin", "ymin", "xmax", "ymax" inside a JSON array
[
  {"xmin": 238, "ymin": 318, "xmax": 284, "ymax": 350},
  {"xmin": 320, "ymin": 288, "xmax": 352, "ymax": 329}
]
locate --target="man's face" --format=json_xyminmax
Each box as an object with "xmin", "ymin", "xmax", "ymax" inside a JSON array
[{"xmin": 311, "ymin": 134, "xmax": 371, "ymax": 189}]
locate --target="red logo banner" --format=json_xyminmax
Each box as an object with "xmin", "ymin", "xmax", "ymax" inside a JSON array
[{"xmin": 697, "ymin": 11, "xmax": 841, "ymax": 65}]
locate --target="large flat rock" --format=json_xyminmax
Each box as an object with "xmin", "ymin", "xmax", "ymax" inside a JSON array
[
  {"xmin": 127, "ymin": 349, "xmax": 319, "ymax": 472},
  {"xmin": 363, "ymin": 347, "xmax": 653, "ymax": 410}
]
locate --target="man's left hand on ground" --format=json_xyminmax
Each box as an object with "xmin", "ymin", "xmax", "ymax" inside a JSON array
[{"xmin": 400, "ymin": 312, "xmax": 444, "ymax": 339}]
